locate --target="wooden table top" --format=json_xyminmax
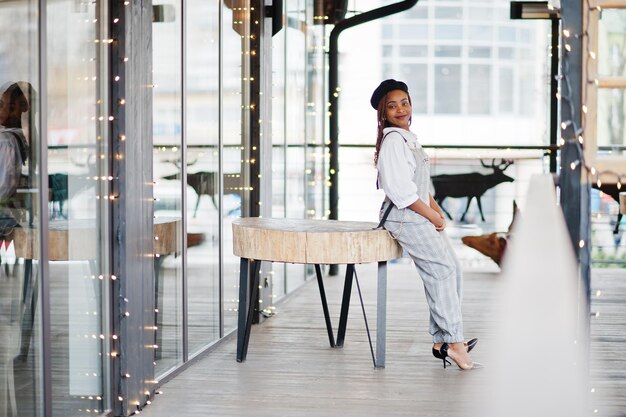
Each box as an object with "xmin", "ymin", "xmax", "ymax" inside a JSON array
[{"xmin": 232, "ymin": 217, "xmax": 402, "ymax": 265}]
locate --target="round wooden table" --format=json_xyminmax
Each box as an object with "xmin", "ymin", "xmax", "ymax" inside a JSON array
[{"xmin": 232, "ymin": 217, "xmax": 402, "ymax": 368}]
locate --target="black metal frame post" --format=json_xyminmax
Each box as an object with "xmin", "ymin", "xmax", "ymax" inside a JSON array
[
  {"xmin": 559, "ymin": 0, "xmax": 591, "ymax": 307},
  {"xmin": 327, "ymin": 0, "xmax": 418, "ymax": 275},
  {"xmin": 550, "ymin": 17, "xmax": 559, "ymax": 173}
]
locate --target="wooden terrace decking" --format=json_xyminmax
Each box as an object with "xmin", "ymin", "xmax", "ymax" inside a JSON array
[{"xmin": 140, "ymin": 263, "xmax": 626, "ymax": 417}]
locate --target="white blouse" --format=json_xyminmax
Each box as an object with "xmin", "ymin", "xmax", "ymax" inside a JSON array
[{"xmin": 376, "ymin": 127, "xmax": 429, "ymax": 210}]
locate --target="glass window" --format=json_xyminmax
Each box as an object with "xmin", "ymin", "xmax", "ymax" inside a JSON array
[
  {"xmin": 468, "ymin": 25, "xmax": 493, "ymax": 42},
  {"xmin": 597, "ymin": 89, "xmax": 626, "ymax": 147},
  {"xmin": 152, "ymin": 0, "xmax": 184, "ymax": 375},
  {"xmin": 434, "ymin": 24, "xmax": 463, "ymax": 40},
  {"xmin": 434, "ymin": 45, "xmax": 461, "ymax": 57},
  {"xmin": 598, "ymin": 9, "xmax": 626, "ymax": 77},
  {"xmin": 498, "ymin": 47, "xmax": 515, "ymax": 59},
  {"xmin": 407, "ymin": 6, "xmax": 428, "ymax": 19},
  {"xmin": 518, "ymin": 64, "xmax": 534, "ymax": 116},
  {"xmin": 46, "ymin": 1, "xmax": 112, "ymax": 415},
  {"xmin": 498, "ymin": 26, "xmax": 516, "ymax": 42},
  {"xmin": 0, "ymin": 2, "xmax": 43, "ymax": 417},
  {"xmin": 382, "ymin": 63, "xmax": 393, "ymax": 79},
  {"xmin": 499, "ymin": 67, "xmax": 514, "ymax": 113},
  {"xmin": 469, "ymin": 46, "xmax": 492, "ymax": 58},
  {"xmin": 401, "ymin": 64, "xmax": 428, "ymax": 113},
  {"xmin": 468, "ymin": 7, "xmax": 493, "ymax": 21},
  {"xmin": 468, "ymin": 65, "xmax": 492, "ymax": 114},
  {"xmin": 519, "ymin": 28, "xmax": 532, "ymax": 43},
  {"xmin": 434, "ymin": 64, "xmax": 461, "ymax": 113},
  {"xmin": 186, "ymin": 0, "xmax": 220, "ymax": 357},
  {"xmin": 382, "ymin": 45, "xmax": 393, "ymax": 57},
  {"xmin": 382, "ymin": 23, "xmax": 393, "ymax": 38},
  {"xmin": 399, "ymin": 45, "xmax": 428, "ymax": 57},
  {"xmin": 434, "ymin": 7, "xmax": 463, "ymax": 19},
  {"xmin": 399, "ymin": 24, "xmax": 428, "ymax": 39}
]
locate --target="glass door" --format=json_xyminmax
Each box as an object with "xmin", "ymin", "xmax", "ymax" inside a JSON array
[
  {"xmin": 0, "ymin": 1, "xmax": 44, "ymax": 417},
  {"xmin": 46, "ymin": 0, "xmax": 112, "ymax": 415}
]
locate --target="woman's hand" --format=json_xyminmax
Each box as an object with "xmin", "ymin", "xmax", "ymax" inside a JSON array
[
  {"xmin": 433, "ymin": 212, "xmax": 446, "ymax": 231},
  {"xmin": 407, "ymin": 198, "xmax": 446, "ymax": 231}
]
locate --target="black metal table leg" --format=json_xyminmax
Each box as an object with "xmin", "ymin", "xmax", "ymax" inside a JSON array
[
  {"xmin": 20, "ymin": 259, "xmax": 36, "ymax": 360},
  {"xmin": 335, "ymin": 264, "xmax": 354, "ymax": 347},
  {"xmin": 314, "ymin": 264, "xmax": 336, "ymax": 347},
  {"xmin": 236, "ymin": 258, "xmax": 249, "ymax": 362},
  {"xmin": 241, "ymin": 260, "xmax": 261, "ymax": 360}
]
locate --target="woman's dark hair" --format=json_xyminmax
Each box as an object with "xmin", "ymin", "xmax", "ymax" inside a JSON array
[{"xmin": 374, "ymin": 90, "xmax": 412, "ymax": 165}]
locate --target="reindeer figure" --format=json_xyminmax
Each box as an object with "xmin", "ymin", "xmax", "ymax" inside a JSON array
[
  {"xmin": 162, "ymin": 159, "xmax": 242, "ymax": 217},
  {"xmin": 591, "ymin": 182, "xmax": 623, "ymax": 234},
  {"xmin": 432, "ymin": 159, "xmax": 514, "ymax": 222}
]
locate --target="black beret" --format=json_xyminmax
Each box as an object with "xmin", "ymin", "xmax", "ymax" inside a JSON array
[{"xmin": 370, "ymin": 79, "xmax": 408, "ymax": 110}]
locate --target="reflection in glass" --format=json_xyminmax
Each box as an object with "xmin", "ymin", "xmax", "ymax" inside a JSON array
[
  {"xmin": 46, "ymin": 1, "xmax": 111, "ymax": 415},
  {"xmin": 186, "ymin": 0, "xmax": 221, "ymax": 356},
  {"xmin": 153, "ymin": 0, "xmax": 184, "ymax": 375},
  {"xmin": 597, "ymin": 89, "xmax": 626, "ymax": 148},
  {"xmin": 598, "ymin": 9, "xmax": 626, "ymax": 78},
  {"xmin": 0, "ymin": 3, "xmax": 42, "ymax": 416}
]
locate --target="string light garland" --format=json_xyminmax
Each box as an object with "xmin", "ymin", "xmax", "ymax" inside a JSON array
[{"xmin": 559, "ymin": 2, "xmax": 624, "ymax": 188}]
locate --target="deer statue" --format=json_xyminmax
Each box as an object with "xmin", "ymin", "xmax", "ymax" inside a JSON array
[
  {"xmin": 162, "ymin": 159, "xmax": 242, "ymax": 217},
  {"xmin": 431, "ymin": 159, "xmax": 514, "ymax": 222}
]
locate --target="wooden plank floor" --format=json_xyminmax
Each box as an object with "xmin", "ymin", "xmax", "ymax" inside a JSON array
[{"xmin": 140, "ymin": 262, "xmax": 626, "ymax": 417}]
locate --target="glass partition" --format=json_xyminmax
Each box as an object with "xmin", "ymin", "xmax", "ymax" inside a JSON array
[
  {"xmin": 152, "ymin": 0, "xmax": 184, "ymax": 375},
  {"xmin": 0, "ymin": 2, "xmax": 43, "ymax": 417},
  {"xmin": 186, "ymin": 0, "xmax": 221, "ymax": 356},
  {"xmin": 46, "ymin": 0, "xmax": 111, "ymax": 415},
  {"xmin": 222, "ymin": 0, "xmax": 251, "ymax": 332}
]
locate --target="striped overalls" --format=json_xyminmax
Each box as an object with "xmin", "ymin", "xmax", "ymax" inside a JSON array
[{"xmin": 377, "ymin": 128, "xmax": 464, "ymax": 344}]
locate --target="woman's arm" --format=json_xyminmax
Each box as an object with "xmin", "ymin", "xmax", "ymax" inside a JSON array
[
  {"xmin": 407, "ymin": 197, "xmax": 445, "ymax": 231},
  {"xmin": 428, "ymin": 194, "xmax": 446, "ymax": 231}
]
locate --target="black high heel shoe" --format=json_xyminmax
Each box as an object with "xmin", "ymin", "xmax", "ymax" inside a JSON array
[
  {"xmin": 439, "ymin": 343, "xmax": 474, "ymax": 370},
  {"xmin": 432, "ymin": 338, "xmax": 478, "ymax": 367}
]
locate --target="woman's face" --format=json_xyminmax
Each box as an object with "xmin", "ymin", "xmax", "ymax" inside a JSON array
[
  {"xmin": 0, "ymin": 89, "xmax": 28, "ymax": 128},
  {"xmin": 384, "ymin": 89, "xmax": 411, "ymax": 130}
]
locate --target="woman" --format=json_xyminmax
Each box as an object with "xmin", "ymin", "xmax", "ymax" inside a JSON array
[
  {"xmin": 0, "ymin": 82, "xmax": 30, "ymax": 243},
  {"xmin": 372, "ymin": 79, "xmax": 476, "ymax": 370}
]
